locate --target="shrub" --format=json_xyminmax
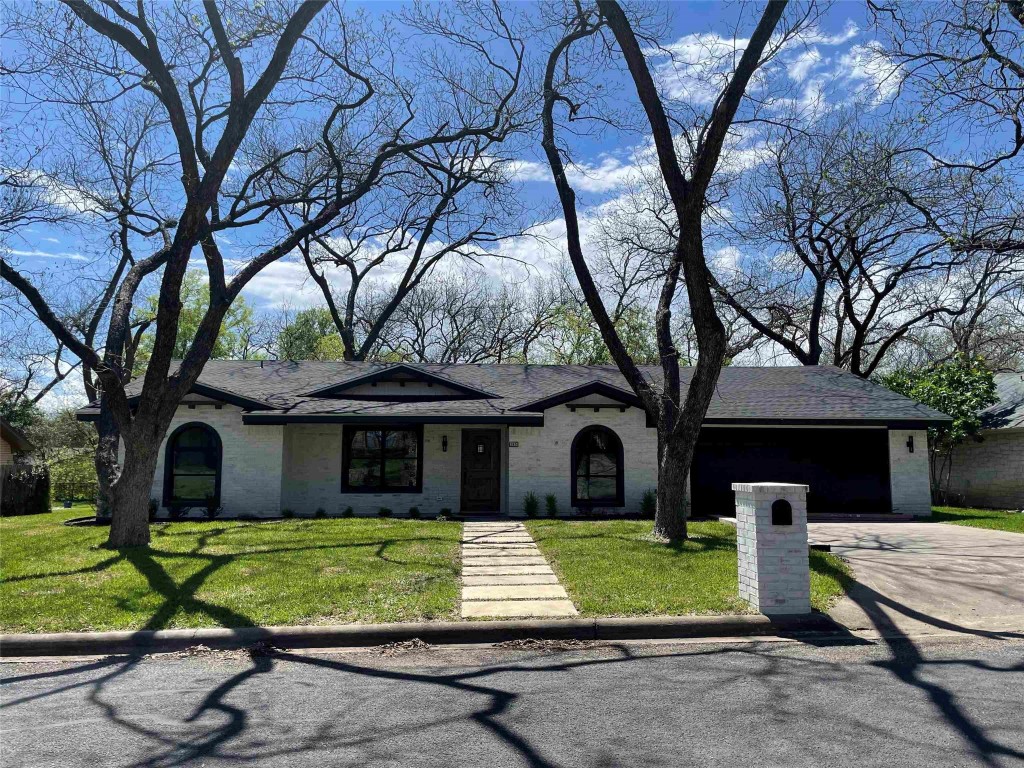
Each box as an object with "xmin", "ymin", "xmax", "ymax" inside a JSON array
[
  {"xmin": 204, "ymin": 495, "xmax": 220, "ymax": 520},
  {"xmin": 523, "ymin": 492, "xmax": 539, "ymax": 518},
  {"xmin": 438, "ymin": 507, "xmax": 452, "ymax": 521},
  {"xmin": 282, "ymin": 508, "xmax": 295, "ymax": 518},
  {"xmin": 168, "ymin": 505, "xmax": 186, "ymax": 520},
  {"xmin": 640, "ymin": 489, "xmax": 657, "ymax": 520},
  {"xmin": 0, "ymin": 463, "xmax": 50, "ymax": 517},
  {"xmin": 148, "ymin": 498, "xmax": 159, "ymax": 522},
  {"xmin": 544, "ymin": 493, "xmax": 558, "ymax": 518},
  {"xmin": 408, "ymin": 506, "xmax": 420, "ymax": 519},
  {"xmin": 315, "ymin": 507, "xmax": 327, "ymax": 518},
  {"xmin": 378, "ymin": 507, "xmax": 392, "ymax": 518},
  {"xmin": 342, "ymin": 506, "xmax": 354, "ymax": 518}
]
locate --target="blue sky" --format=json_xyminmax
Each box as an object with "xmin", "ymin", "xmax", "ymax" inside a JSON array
[{"xmin": 3, "ymin": 0, "xmax": 916, "ymax": 405}]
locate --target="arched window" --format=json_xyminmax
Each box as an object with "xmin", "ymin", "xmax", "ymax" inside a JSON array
[
  {"xmin": 571, "ymin": 426, "xmax": 624, "ymax": 507},
  {"xmin": 163, "ymin": 422, "xmax": 222, "ymax": 507}
]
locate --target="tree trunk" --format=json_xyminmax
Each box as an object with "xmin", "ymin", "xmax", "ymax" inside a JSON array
[
  {"xmin": 104, "ymin": 436, "xmax": 160, "ymax": 548},
  {"xmin": 93, "ymin": 410, "xmax": 119, "ymax": 520},
  {"xmin": 653, "ymin": 432, "xmax": 691, "ymax": 541}
]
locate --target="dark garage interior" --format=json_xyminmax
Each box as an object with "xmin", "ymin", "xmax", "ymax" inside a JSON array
[{"xmin": 691, "ymin": 427, "xmax": 893, "ymax": 516}]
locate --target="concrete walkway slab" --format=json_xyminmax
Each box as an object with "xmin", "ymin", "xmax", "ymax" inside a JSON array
[
  {"xmin": 461, "ymin": 574, "xmax": 560, "ymax": 586},
  {"xmin": 461, "ymin": 566, "xmax": 555, "ymax": 576},
  {"xmin": 461, "ymin": 521, "xmax": 577, "ymax": 618},
  {"xmin": 462, "ymin": 548, "xmax": 542, "ymax": 558},
  {"xmin": 463, "ymin": 584, "xmax": 570, "ymax": 601},
  {"xmin": 462, "ymin": 556, "xmax": 550, "ymax": 567},
  {"xmin": 809, "ymin": 521, "xmax": 1024, "ymax": 635}
]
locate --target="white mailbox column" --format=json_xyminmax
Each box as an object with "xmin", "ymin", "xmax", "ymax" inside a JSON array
[{"xmin": 732, "ymin": 482, "xmax": 811, "ymax": 616}]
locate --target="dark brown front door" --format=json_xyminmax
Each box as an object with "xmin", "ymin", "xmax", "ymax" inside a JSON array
[{"xmin": 461, "ymin": 429, "xmax": 501, "ymax": 512}]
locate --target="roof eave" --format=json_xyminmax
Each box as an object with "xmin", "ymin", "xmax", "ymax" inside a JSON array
[{"xmin": 241, "ymin": 412, "xmax": 544, "ymax": 426}]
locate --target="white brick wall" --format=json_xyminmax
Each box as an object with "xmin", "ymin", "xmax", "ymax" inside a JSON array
[
  {"xmin": 138, "ymin": 403, "xmax": 935, "ymax": 520},
  {"xmin": 147, "ymin": 404, "xmax": 284, "ymax": 518},
  {"xmin": 888, "ymin": 429, "xmax": 932, "ymax": 516},
  {"xmin": 946, "ymin": 429, "xmax": 1024, "ymax": 510},
  {"xmin": 280, "ymin": 423, "xmax": 506, "ymax": 516},
  {"xmin": 733, "ymin": 482, "xmax": 811, "ymax": 615},
  {"xmin": 507, "ymin": 402, "xmax": 658, "ymax": 517}
]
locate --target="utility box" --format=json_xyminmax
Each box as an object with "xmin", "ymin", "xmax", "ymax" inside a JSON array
[{"xmin": 732, "ymin": 482, "xmax": 811, "ymax": 616}]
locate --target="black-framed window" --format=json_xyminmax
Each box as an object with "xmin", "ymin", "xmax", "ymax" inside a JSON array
[
  {"xmin": 163, "ymin": 422, "xmax": 222, "ymax": 506},
  {"xmin": 342, "ymin": 425, "xmax": 423, "ymax": 493},
  {"xmin": 571, "ymin": 425, "xmax": 624, "ymax": 507}
]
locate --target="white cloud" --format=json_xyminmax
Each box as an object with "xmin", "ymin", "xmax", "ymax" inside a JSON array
[
  {"xmin": 509, "ymin": 155, "xmax": 643, "ymax": 194},
  {"xmin": 836, "ymin": 42, "xmax": 902, "ymax": 103},
  {"xmin": 231, "ymin": 258, "xmax": 326, "ymax": 310},
  {"xmin": 801, "ymin": 21, "xmax": 859, "ymax": 46},
  {"xmin": 787, "ymin": 48, "xmax": 823, "ymax": 83},
  {"xmin": 712, "ymin": 245, "xmax": 742, "ymax": 271},
  {"xmin": 5, "ymin": 247, "xmax": 88, "ymax": 261},
  {"xmin": 650, "ymin": 32, "xmax": 747, "ymax": 105}
]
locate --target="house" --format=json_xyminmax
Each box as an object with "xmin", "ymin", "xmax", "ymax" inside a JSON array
[
  {"xmin": 76, "ymin": 362, "xmax": 950, "ymax": 519},
  {"xmin": 945, "ymin": 372, "xmax": 1024, "ymax": 510},
  {"xmin": 0, "ymin": 417, "xmax": 34, "ymax": 466}
]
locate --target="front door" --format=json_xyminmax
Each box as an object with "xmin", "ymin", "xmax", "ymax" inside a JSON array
[{"xmin": 461, "ymin": 429, "xmax": 501, "ymax": 512}]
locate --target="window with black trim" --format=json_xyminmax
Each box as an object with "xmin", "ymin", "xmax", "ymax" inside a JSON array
[
  {"xmin": 164, "ymin": 422, "xmax": 222, "ymax": 506},
  {"xmin": 571, "ymin": 425, "xmax": 624, "ymax": 507},
  {"xmin": 342, "ymin": 425, "xmax": 422, "ymax": 492}
]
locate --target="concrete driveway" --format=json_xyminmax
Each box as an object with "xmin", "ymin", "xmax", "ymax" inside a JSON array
[{"xmin": 808, "ymin": 521, "xmax": 1024, "ymax": 636}]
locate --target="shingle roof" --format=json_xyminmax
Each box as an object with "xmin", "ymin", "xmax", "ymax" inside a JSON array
[
  {"xmin": 1, "ymin": 417, "xmax": 34, "ymax": 453},
  {"xmin": 77, "ymin": 361, "xmax": 952, "ymax": 427},
  {"xmin": 980, "ymin": 372, "xmax": 1024, "ymax": 430}
]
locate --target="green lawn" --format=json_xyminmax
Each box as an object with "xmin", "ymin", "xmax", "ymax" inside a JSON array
[
  {"xmin": 526, "ymin": 519, "xmax": 851, "ymax": 616},
  {"xmin": 0, "ymin": 507, "xmax": 461, "ymax": 633},
  {"xmin": 932, "ymin": 506, "xmax": 1024, "ymax": 533}
]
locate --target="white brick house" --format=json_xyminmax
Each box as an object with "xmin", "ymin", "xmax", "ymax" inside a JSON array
[
  {"xmin": 79, "ymin": 362, "xmax": 949, "ymax": 519},
  {"xmin": 945, "ymin": 372, "xmax": 1024, "ymax": 510}
]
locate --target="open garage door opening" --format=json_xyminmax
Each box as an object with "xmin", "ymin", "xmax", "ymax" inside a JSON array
[{"xmin": 692, "ymin": 427, "xmax": 892, "ymax": 516}]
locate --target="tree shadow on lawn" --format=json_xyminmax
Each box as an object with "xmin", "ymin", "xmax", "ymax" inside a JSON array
[
  {"xmin": 528, "ymin": 522, "xmax": 738, "ymax": 554},
  {"xmin": 4, "ymin": 523, "xmax": 460, "ymax": 632}
]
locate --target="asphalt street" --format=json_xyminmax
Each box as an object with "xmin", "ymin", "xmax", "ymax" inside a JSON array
[{"xmin": 2, "ymin": 634, "xmax": 1023, "ymax": 768}]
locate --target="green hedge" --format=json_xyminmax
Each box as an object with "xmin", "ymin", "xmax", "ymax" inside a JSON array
[{"xmin": 1, "ymin": 464, "xmax": 51, "ymax": 516}]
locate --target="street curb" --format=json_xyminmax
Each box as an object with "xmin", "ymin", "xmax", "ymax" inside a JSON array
[{"xmin": 0, "ymin": 614, "xmax": 840, "ymax": 657}]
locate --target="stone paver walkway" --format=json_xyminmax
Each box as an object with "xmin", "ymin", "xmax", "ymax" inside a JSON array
[{"xmin": 460, "ymin": 520, "xmax": 578, "ymax": 618}]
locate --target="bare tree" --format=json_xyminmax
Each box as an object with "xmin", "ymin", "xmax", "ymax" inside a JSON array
[
  {"xmin": 712, "ymin": 110, "xmax": 1024, "ymax": 377},
  {"xmin": 540, "ymin": 0, "xmax": 793, "ymax": 540},
  {"xmin": 373, "ymin": 266, "xmax": 559, "ymax": 364},
  {"xmin": 292, "ymin": 136, "xmax": 527, "ymax": 361},
  {"xmin": 871, "ymin": 0, "xmax": 1024, "ymax": 170},
  {"xmin": 2, "ymin": 0, "xmax": 524, "ymax": 547}
]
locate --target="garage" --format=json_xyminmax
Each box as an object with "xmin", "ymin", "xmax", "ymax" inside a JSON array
[{"xmin": 691, "ymin": 427, "xmax": 892, "ymax": 516}]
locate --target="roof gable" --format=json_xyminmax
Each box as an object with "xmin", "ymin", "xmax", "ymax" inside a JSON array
[
  {"xmin": 511, "ymin": 380, "xmax": 643, "ymax": 412},
  {"xmin": 302, "ymin": 363, "xmax": 499, "ymax": 401}
]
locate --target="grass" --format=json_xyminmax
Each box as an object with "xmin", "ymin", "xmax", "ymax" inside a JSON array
[
  {"xmin": 0, "ymin": 506, "xmax": 461, "ymax": 633},
  {"xmin": 932, "ymin": 505, "xmax": 1024, "ymax": 534},
  {"xmin": 526, "ymin": 519, "xmax": 851, "ymax": 616}
]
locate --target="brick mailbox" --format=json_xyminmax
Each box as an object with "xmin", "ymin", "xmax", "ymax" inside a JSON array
[{"xmin": 732, "ymin": 482, "xmax": 811, "ymax": 616}]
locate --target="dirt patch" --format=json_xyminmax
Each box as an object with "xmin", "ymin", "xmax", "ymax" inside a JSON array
[
  {"xmin": 145, "ymin": 639, "xmax": 280, "ymax": 661},
  {"xmin": 372, "ymin": 638, "xmax": 432, "ymax": 656},
  {"xmin": 493, "ymin": 638, "xmax": 598, "ymax": 652}
]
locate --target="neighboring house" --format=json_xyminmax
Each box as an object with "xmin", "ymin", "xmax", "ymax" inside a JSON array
[
  {"xmin": 945, "ymin": 372, "xmax": 1024, "ymax": 510},
  {"xmin": 0, "ymin": 418, "xmax": 34, "ymax": 466},
  {"xmin": 76, "ymin": 362, "xmax": 949, "ymax": 519}
]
